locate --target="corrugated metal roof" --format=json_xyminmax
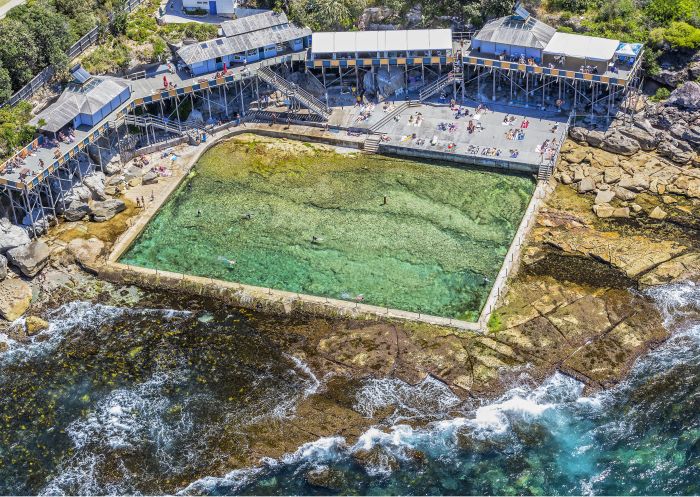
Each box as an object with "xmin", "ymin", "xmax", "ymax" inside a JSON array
[
  {"xmin": 311, "ymin": 29, "xmax": 452, "ymax": 54},
  {"xmin": 178, "ymin": 23, "xmax": 311, "ymax": 65},
  {"xmin": 31, "ymin": 77, "xmax": 130, "ymax": 132},
  {"xmin": 472, "ymin": 15, "xmax": 556, "ymax": 50},
  {"xmin": 544, "ymin": 32, "xmax": 619, "ymax": 61},
  {"xmin": 220, "ymin": 10, "xmax": 289, "ymax": 37}
]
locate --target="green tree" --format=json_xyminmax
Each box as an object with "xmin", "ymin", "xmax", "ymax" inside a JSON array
[
  {"xmin": 0, "ymin": 19, "xmax": 41, "ymax": 89},
  {"xmin": 645, "ymin": 0, "xmax": 699, "ymax": 27},
  {"xmin": 480, "ymin": 0, "xmax": 513, "ymax": 19},
  {"xmin": 0, "ymin": 63, "xmax": 12, "ymax": 104},
  {"xmin": 8, "ymin": 2, "xmax": 73, "ymax": 70},
  {"xmin": 662, "ymin": 21, "xmax": 700, "ymax": 50},
  {"xmin": 0, "ymin": 102, "xmax": 36, "ymax": 156}
]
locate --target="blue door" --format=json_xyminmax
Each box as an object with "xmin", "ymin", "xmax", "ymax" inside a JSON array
[{"xmin": 208, "ymin": 1, "xmax": 217, "ymax": 14}]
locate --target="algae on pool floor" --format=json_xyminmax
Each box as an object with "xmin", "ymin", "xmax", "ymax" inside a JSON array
[{"xmin": 120, "ymin": 135, "xmax": 535, "ymax": 320}]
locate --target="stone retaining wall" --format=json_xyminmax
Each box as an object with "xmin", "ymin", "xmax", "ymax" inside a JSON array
[
  {"xmin": 380, "ymin": 144, "xmax": 539, "ymax": 173},
  {"xmin": 106, "ymin": 123, "xmax": 545, "ymax": 332}
]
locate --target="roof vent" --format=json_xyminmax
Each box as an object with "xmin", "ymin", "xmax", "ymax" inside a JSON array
[
  {"xmin": 513, "ymin": 1, "xmax": 530, "ymax": 20},
  {"xmin": 70, "ymin": 64, "xmax": 92, "ymax": 84}
]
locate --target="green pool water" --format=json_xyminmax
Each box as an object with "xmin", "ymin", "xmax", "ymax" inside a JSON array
[{"xmin": 120, "ymin": 135, "xmax": 535, "ymax": 320}]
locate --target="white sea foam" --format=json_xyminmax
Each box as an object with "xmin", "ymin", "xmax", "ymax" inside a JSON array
[
  {"xmin": 0, "ymin": 301, "xmax": 191, "ymax": 364},
  {"xmin": 287, "ymin": 354, "xmax": 321, "ymax": 398},
  {"xmin": 41, "ymin": 370, "xmax": 191, "ymax": 495},
  {"xmin": 354, "ymin": 375, "xmax": 461, "ymax": 422},
  {"xmin": 178, "ymin": 467, "xmax": 265, "ymax": 495}
]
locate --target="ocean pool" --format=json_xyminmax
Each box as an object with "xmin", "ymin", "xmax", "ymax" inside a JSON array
[{"xmin": 120, "ymin": 135, "xmax": 535, "ymax": 320}]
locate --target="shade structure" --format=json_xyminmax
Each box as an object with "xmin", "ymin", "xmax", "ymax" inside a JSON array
[
  {"xmin": 544, "ymin": 32, "xmax": 620, "ymax": 62},
  {"xmin": 310, "ymin": 29, "xmax": 453, "ymax": 54}
]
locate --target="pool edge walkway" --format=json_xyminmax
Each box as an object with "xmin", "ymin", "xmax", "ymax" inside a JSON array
[{"xmin": 101, "ymin": 123, "xmax": 547, "ymax": 332}]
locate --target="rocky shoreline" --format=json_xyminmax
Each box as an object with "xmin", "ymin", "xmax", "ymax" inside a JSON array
[{"xmin": 0, "ymin": 95, "xmax": 698, "ymax": 478}]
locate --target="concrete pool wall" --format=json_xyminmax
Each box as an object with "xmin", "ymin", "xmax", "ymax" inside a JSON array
[{"xmin": 103, "ymin": 123, "xmax": 548, "ymax": 331}]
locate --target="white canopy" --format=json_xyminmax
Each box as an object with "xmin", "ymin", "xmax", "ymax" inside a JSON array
[
  {"xmin": 543, "ymin": 32, "xmax": 619, "ymax": 62},
  {"xmin": 615, "ymin": 43, "xmax": 639, "ymax": 57},
  {"xmin": 311, "ymin": 29, "xmax": 452, "ymax": 54}
]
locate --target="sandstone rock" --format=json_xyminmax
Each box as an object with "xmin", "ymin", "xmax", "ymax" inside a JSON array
[
  {"xmin": 6, "ymin": 241, "xmax": 50, "ymax": 277},
  {"xmin": 560, "ymin": 172, "xmax": 572, "ymax": 185},
  {"xmin": 657, "ymin": 183, "xmax": 666, "ymax": 195},
  {"xmin": 569, "ymin": 127, "xmax": 589, "ymax": 142},
  {"xmin": 578, "ymin": 177, "xmax": 595, "ymax": 193},
  {"xmin": 106, "ymin": 175, "xmax": 125, "ymax": 187},
  {"xmin": 90, "ymin": 199, "xmax": 126, "ymax": 222},
  {"xmin": 688, "ymin": 179, "xmax": 700, "ymax": 199},
  {"xmin": 662, "ymin": 195, "xmax": 677, "ymax": 205},
  {"xmin": 64, "ymin": 185, "xmax": 92, "ymax": 204},
  {"xmin": 63, "ymin": 201, "xmax": 90, "ymax": 222},
  {"xmin": 618, "ymin": 173, "xmax": 650, "ymax": 192},
  {"xmin": 562, "ymin": 146, "xmax": 589, "ymax": 164},
  {"xmin": 612, "ymin": 207, "xmax": 630, "ymax": 218},
  {"xmin": 0, "ymin": 278, "xmax": 32, "ymax": 321},
  {"xmin": 667, "ymin": 81, "xmax": 700, "ymax": 110},
  {"xmin": 83, "ymin": 173, "xmax": 107, "ymax": 201},
  {"xmin": 658, "ymin": 140, "xmax": 694, "ymax": 164},
  {"xmin": 649, "ymin": 206, "xmax": 667, "ymax": 220},
  {"xmin": 573, "ymin": 167, "xmax": 585, "ymax": 182},
  {"xmin": 25, "ymin": 316, "xmax": 48, "ymax": 336},
  {"xmin": 593, "ymin": 203, "xmax": 614, "ymax": 218},
  {"xmin": 631, "ymin": 203, "xmax": 642, "ymax": 213},
  {"xmin": 618, "ymin": 126, "xmax": 658, "ymax": 151},
  {"xmin": 0, "ymin": 218, "xmax": 31, "ymax": 253},
  {"xmin": 124, "ymin": 165, "xmax": 145, "ymax": 181},
  {"xmin": 67, "ymin": 237, "xmax": 105, "ymax": 267},
  {"xmin": 594, "ymin": 190, "xmax": 615, "ymax": 204},
  {"xmin": 639, "ymin": 252, "xmax": 700, "ymax": 286},
  {"xmin": 104, "ymin": 162, "xmax": 121, "ymax": 176},
  {"xmin": 600, "ymin": 131, "xmax": 640, "ymax": 156},
  {"xmin": 142, "ymin": 171, "xmax": 159, "ymax": 185},
  {"xmin": 585, "ymin": 130, "xmax": 605, "ymax": 147},
  {"xmin": 0, "ymin": 254, "xmax": 6, "ymax": 281},
  {"xmin": 604, "ymin": 167, "xmax": 621, "ymax": 184}
]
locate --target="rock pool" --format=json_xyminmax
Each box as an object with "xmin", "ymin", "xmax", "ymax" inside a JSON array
[{"xmin": 120, "ymin": 135, "xmax": 535, "ymax": 320}]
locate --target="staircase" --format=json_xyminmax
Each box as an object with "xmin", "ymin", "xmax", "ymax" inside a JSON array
[
  {"xmin": 537, "ymin": 160, "xmax": 554, "ymax": 181},
  {"xmin": 418, "ymin": 72, "xmax": 458, "ymax": 102},
  {"xmin": 368, "ymin": 100, "xmax": 413, "ymax": 132},
  {"xmin": 244, "ymin": 110, "xmax": 325, "ymax": 125},
  {"xmin": 257, "ymin": 67, "xmax": 331, "ymax": 120},
  {"xmin": 123, "ymin": 114, "xmax": 204, "ymax": 135},
  {"xmin": 363, "ymin": 135, "xmax": 381, "ymax": 153}
]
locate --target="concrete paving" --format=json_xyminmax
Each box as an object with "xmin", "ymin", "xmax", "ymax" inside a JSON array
[{"xmin": 332, "ymin": 96, "xmax": 569, "ymax": 169}]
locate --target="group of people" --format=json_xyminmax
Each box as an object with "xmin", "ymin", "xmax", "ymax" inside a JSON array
[
  {"xmin": 355, "ymin": 102, "xmax": 375, "ymax": 122},
  {"xmin": 407, "ymin": 113, "xmax": 424, "ymax": 126},
  {"xmin": 162, "ymin": 75, "xmax": 179, "ymax": 90},
  {"xmin": 505, "ymin": 128, "xmax": 526, "ymax": 141},
  {"xmin": 537, "ymin": 137, "xmax": 559, "ymax": 162},
  {"xmin": 58, "ymin": 129, "xmax": 76, "ymax": 144}
]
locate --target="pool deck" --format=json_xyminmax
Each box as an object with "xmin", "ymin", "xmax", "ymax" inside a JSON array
[
  {"xmin": 99, "ymin": 120, "xmax": 547, "ymax": 332},
  {"xmin": 330, "ymin": 98, "xmax": 569, "ymax": 173}
]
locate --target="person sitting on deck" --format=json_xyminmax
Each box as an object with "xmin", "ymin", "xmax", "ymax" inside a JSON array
[
  {"xmin": 467, "ymin": 120, "xmax": 475, "ymax": 134},
  {"xmin": 53, "ymin": 148, "xmax": 61, "ymax": 159},
  {"xmin": 521, "ymin": 118, "xmax": 529, "ymax": 129}
]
